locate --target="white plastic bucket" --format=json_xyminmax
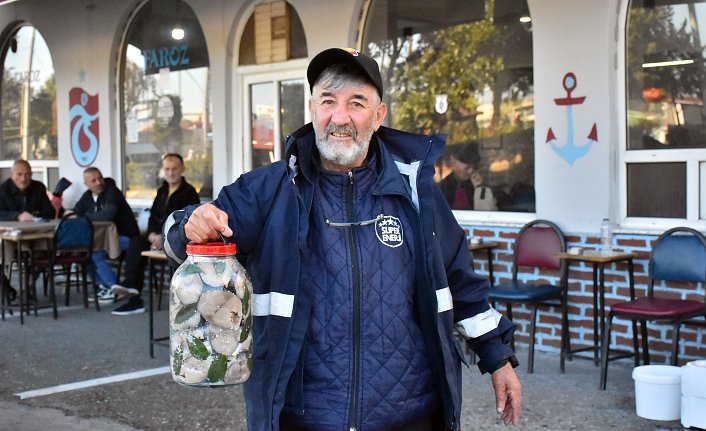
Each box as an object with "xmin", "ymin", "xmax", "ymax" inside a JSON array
[
  {"xmin": 632, "ymin": 365, "xmax": 682, "ymax": 421},
  {"xmin": 682, "ymin": 360, "xmax": 706, "ymax": 429}
]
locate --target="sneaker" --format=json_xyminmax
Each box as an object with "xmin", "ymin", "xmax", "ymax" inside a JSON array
[
  {"xmin": 90, "ymin": 285, "xmax": 114, "ymax": 304},
  {"xmin": 111, "ymin": 284, "xmax": 139, "ymax": 298},
  {"xmin": 111, "ymin": 297, "xmax": 145, "ymax": 316}
]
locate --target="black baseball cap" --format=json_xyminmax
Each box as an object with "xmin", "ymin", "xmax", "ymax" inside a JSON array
[{"xmin": 307, "ymin": 47, "xmax": 383, "ymax": 98}]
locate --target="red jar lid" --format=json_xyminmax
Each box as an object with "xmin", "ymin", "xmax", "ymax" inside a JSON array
[{"xmin": 186, "ymin": 242, "xmax": 236, "ymax": 255}]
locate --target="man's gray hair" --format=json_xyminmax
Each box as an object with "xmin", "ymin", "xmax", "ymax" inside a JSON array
[{"xmin": 312, "ymin": 64, "xmax": 381, "ymax": 104}]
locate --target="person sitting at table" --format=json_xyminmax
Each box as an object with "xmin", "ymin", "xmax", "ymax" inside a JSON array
[
  {"xmin": 0, "ymin": 159, "xmax": 57, "ymax": 304},
  {"xmin": 71, "ymin": 167, "xmax": 140, "ymax": 304},
  {"xmin": 111, "ymin": 153, "xmax": 200, "ymax": 316}
]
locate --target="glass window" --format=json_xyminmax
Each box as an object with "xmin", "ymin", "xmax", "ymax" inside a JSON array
[
  {"xmin": 362, "ymin": 0, "xmax": 534, "ymax": 212},
  {"xmin": 627, "ymin": 162, "xmax": 686, "ymax": 217},
  {"xmin": 238, "ymin": 1, "xmax": 307, "ymax": 66},
  {"xmin": 1, "ymin": 25, "xmax": 56, "ymax": 161},
  {"xmin": 626, "ymin": 0, "xmax": 706, "ymax": 220},
  {"xmin": 122, "ymin": 0, "xmax": 212, "ymax": 199}
]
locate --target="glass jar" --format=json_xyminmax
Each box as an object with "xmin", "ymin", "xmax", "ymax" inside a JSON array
[{"xmin": 169, "ymin": 242, "xmax": 252, "ymax": 386}]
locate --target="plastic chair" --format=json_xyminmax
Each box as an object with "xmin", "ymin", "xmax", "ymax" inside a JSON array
[
  {"xmin": 600, "ymin": 227, "xmax": 706, "ymax": 389},
  {"xmin": 30, "ymin": 214, "xmax": 99, "ymax": 318},
  {"xmin": 488, "ymin": 219, "xmax": 568, "ymax": 373}
]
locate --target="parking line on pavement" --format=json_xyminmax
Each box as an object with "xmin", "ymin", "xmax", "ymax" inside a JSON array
[{"xmin": 15, "ymin": 366, "xmax": 171, "ymax": 400}]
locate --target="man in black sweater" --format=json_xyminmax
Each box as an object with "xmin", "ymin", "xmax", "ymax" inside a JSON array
[
  {"xmin": 0, "ymin": 159, "xmax": 57, "ymax": 303},
  {"xmin": 111, "ymin": 153, "xmax": 200, "ymax": 315},
  {"xmin": 72, "ymin": 167, "xmax": 140, "ymax": 304}
]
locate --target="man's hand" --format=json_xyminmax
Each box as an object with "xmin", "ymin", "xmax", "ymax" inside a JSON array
[
  {"xmin": 184, "ymin": 203, "xmax": 233, "ymax": 243},
  {"xmin": 147, "ymin": 232, "xmax": 163, "ymax": 250},
  {"xmin": 17, "ymin": 211, "xmax": 34, "ymax": 222},
  {"xmin": 491, "ymin": 362, "xmax": 521, "ymax": 426}
]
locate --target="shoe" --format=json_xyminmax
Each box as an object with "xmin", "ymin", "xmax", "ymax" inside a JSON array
[
  {"xmin": 89, "ymin": 285, "xmax": 114, "ymax": 304},
  {"xmin": 112, "ymin": 297, "xmax": 145, "ymax": 316},
  {"xmin": 111, "ymin": 284, "xmax": 139, "ymax": 298},
  {"xmin": 4, "ymin": 285, "xmax": 17, "ymax": 304}
]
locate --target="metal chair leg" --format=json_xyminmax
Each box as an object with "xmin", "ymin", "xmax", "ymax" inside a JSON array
[
  {"xmin": 640, "ymin": 320, "xmax": 649, "ymax": 365},
  {"xmin": 599, "ymin": 313, "xmax": 614, "ymax": 390},
  {"xmin": 528, "ymin": 305, "xmax": 538, "ymax": 374}
]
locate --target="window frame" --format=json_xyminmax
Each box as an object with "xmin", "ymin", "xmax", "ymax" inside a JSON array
[
  {"xmin": 237, "ymin": 61, "xmax": 310, "ymax": 173},
  {"xmin": 618, "ymin": 0, "xmax": 706, "ymax": 231}
]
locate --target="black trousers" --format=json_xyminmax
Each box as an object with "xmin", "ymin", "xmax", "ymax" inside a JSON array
[{"xmin": 120, "ymin": 234, "xmax": 149, "ymax": 293}]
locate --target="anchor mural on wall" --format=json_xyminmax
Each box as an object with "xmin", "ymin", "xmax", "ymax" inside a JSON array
[{"xmin": 546, "ymin": 72, "xmax": 597, "ymax": 165}]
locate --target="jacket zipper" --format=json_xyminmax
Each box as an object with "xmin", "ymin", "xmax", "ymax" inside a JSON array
[{"xmin": 346, "ymin": 171, "xmax": 361, "ymax": 431}]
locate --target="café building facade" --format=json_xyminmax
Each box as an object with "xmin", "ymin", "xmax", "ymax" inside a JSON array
[{"xmin": 0, "ymin": 0, "xmax": 703, "ymax": 364}]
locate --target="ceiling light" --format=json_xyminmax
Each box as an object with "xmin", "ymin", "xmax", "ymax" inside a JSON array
[
  {"xmin": 519, "ymin": 15, "xmax": 531, "ymax": 23},
  {"xmin": 171, "ymin": 27, "xmax": 185, "ymax": 40},
  {"xmin": 642, "ymin": 59, "xmax": 694, "ymax": 68}
]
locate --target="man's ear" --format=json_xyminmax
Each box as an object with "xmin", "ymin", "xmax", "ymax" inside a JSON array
[{"xmin": 373, "ymin": 102, "xmax": 388, "ymax": 131}]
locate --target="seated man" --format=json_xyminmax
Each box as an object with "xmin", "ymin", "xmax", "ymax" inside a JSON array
[
  {"xmin": 111, "ymin": 153, "xmax": 199, "ymax": 315},
  {"xmin": 0, "ymin": 159, "xmax": 57, "ymax": 303},
  {"xmin": 72, "ymin": 167, "xmax": 140, "ymax": 304}
]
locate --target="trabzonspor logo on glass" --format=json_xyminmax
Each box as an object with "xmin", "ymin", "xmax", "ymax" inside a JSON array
[{"xmin": 376, "ymin": 216, "xmax": 403, "ymax": 248}]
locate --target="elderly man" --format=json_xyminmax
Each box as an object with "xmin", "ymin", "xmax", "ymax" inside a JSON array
[
  {"xmin": 0, "ymin": 159, "xmax": 56, "ymax": 303},
  {"xmin": 111, "ymin": 153, "xmax": 199, "ymax": 315},
  {"xmin": 0, "ymin": 159, "xmax": 56, "ymax": 221},
  {"xmin": 164, "ymin": 48, "xmax": 521, "ymax": 430},
  {"xmin": 72, "ymin": 167, "xmax": 140, "ymax": 304}
]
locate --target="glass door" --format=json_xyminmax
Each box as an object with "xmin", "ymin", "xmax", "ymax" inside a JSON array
[{"xmin": 243, "ymin": 72, "xmax": 307, "ymax": 171}]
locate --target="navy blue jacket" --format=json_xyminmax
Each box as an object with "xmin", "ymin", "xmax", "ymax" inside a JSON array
[{"xmin": 164, "ymin": 124, "xmax": 517, "ymax": 431}]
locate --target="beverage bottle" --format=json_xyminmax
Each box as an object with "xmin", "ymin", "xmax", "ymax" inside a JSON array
[
  {"xmin": 600, "ymin": 218, "xmax": 612, "ymax": 255},
  {"xmin": 169, "ymin": 241, "xmax": 253, "ymax": 386}
]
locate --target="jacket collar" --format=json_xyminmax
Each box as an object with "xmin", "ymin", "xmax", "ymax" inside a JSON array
[{"xmin": 284, "ymin": 123, "xmax": 446, "ymax": 197}]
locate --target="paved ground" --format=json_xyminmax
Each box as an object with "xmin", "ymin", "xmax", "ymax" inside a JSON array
[{"xmin": 0, "ymin": 291, "xmax": 692, "ymax": 430}]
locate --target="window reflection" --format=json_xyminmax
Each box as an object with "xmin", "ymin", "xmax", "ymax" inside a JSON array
[
  {"xmin": 1, "ymin": 26, "xmax": 56, "ymax": 161},
  {"xmin": 122, "ymin": 1, "xmax": 212, "ymax": 199},
  {"xmin": 626, "ymin": 0, "xmax": 706, "ymax": 220},
  {"xmin": 362, "ymin": 0, "xmax": 535, "ymax": 212}
]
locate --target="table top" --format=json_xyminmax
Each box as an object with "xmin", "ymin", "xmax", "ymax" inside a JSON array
[
  {"xmin": 0, "ymin": 220, "xmax": 120, "ymax": 258},
  {"xmin": 557, "ymin": 249, "xmax": 636, "ymax": 263},
  {"xmin": 141, "ymin": 249, "xmax": 168, "ymax": 260},
  {"xmin": 0, "ymin": 220, "xmax": 59, "ymax": 233},
  {"xmin": 468, "ymin": 240, "xmax": 499, "ymax": 251}
]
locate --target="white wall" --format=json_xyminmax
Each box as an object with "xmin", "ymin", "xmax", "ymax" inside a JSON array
[{"xmin": 530, "ymin": 0, "xmax": 620, "ymax": 235}]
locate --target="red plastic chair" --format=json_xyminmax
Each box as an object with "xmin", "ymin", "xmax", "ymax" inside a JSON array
[{"xmin": 600, "ymin": 227, "xmax": 706, "ymax": 389}]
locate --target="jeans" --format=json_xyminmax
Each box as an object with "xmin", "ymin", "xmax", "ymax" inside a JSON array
[{"xmin": 91, "ymin": 235, "xmax": 130, "ymax": 287}]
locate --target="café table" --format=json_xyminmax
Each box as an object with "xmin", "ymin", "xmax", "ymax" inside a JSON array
[
  {"xmin": 468, "ymin": 240, "xmax": 499, "ymax": 286},
  {"xmin": 556, "ymin": 248, "xmax": 637, "ymax": 366},
  {"xmin": 142, "ymin": 249, "xmax": 171, "ymax": 358},
  {"xmin": 0, "ymin": 219, "xmax": 121, "ymax": 324}
]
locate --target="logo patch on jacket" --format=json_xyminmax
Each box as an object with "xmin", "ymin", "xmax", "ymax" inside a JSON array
[{"xmin": 376, "ymin": 216, "xmax": 403, "ymax": 248}]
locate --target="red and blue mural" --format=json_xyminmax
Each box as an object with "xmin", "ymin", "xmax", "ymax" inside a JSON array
[
  {"xmin": 546, "ymin": 73, "xmax": 598, "ymax": 166},
  {"xmin": 69, "ymin": 87, "xmax": 99, "ymax": 167}
]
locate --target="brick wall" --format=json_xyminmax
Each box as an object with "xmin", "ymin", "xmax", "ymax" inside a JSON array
[{"xmin": 465, "ymin": 225, "xmax": 706, "ymax": 365}]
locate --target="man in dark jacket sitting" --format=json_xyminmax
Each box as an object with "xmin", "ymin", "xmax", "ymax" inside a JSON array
[
  {"xmin": 0, "ymin": 159, "xmax": 57, "ymax": 303},
  {"xmin": 72, "ymin": 167, "xmax": 140, "ymax": 304},
  {"xmin": 111, "ymin": 153, "xmax": 200, "ymax": 315}
]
